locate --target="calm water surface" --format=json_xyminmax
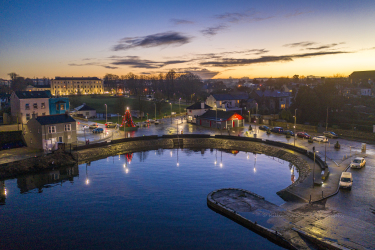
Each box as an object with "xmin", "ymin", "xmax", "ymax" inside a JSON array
[{"xmin": 0, "ymin": 149, "xmax": 298, "ymax": 250}]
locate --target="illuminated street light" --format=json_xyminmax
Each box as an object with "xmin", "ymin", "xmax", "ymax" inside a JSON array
[{"xmin": 105, "ymin": 104, "xmax": 107, "ymax": 124}]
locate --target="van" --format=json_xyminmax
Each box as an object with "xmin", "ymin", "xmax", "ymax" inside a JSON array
[{"xmin": 339, "ymin": 172, "xmax": 353, "ymax": 190}]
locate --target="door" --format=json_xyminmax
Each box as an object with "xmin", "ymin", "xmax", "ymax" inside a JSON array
[
  {"xmin": 233, "ymin": 121, "xmax": 235, "ymax": 127},
  {"xmin": 58, "ymin": 137, "xmax": 63, "ymax": 143}
]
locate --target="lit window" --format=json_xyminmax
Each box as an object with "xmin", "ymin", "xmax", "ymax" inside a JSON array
[
  {"xmin": 26, "ymin": 113, "xmax": 30, "ymax": 120},
  {"xmin": 25, "ymin": 103, "xmax": 30, "ymax": 110},
  {"xmin": 60, "ymin": 104, "xmax": 65, "ymax": 110},
  {"xmin": 48, "ymin": 126, "xmax": 56, "ymax": 133},
  {"xmin": 281, "ymin": 104, "xmax": 286, "ymax": 109},
  {"xmin": 64, "ymin": 124, "xmax": 71, "ymax": 131},
  {"xmin": 33, "ymin": 103, "xmax": 38, "ymax": 109}
]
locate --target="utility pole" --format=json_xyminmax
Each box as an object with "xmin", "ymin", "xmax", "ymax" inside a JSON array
[
  {"xmin": 326, "ymin": 107, "xmax": 328, "ymax": 131},
  {"xmin": 294, "ymin": 109, "xmax": 297, "ymax": 146}
]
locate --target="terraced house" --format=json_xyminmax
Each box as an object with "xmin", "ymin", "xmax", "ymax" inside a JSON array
[
  {"xmin": 51, "ymin": 77, "xmax": 103, "ymax": 96},
  {"xmin": 10, "ymin": 91, "xmax": 50, "ymax": 124}
]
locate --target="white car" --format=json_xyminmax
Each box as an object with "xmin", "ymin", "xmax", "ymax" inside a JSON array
[
  {"xmin": 312, "ymin": 136, "xmax": 328, "ymax": 142},
  {"xmin": 82, "ymin": 125, "xmax": 89, "ymax": 129},
  {"xmin": 339, "ymin": 172, "xmax": 353, "ymax": 190},
  {"xmin": 350, "ymin": 157, "xmax": 366, "ymax": 169}
]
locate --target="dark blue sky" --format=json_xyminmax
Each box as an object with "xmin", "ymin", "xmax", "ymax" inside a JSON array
[{"xmin": 1, "ymin": 0, "xmax": 374, "ymax": 78}]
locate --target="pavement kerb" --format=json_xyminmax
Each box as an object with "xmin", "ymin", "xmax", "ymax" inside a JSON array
[
  {"xmin": 292, "ymin": 228, "xmax": 352, "ymax": 250},
  {"xmin": 311, "ymin": 159, "xmax": 352, "ymax": 204}
]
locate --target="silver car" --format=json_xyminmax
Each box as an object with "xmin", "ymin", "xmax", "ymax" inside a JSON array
[
  {"xmin": 350, "ymin": 157, "xmax": 366, "ymax": 169},
  {"xmin": 312, "ymin": 136, "xmax": 328, "ymax": 142}
]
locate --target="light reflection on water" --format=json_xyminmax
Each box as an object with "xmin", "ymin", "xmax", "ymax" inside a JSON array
[{"xmin": 0, "ymin": 149, "xmax": 298, "ymax": 250}]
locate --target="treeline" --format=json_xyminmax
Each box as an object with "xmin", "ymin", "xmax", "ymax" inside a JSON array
[{"xmin": 104, "ymin": 70, "xmax": 205, "ymax": 102}]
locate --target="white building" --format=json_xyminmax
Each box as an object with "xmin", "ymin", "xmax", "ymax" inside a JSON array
[
  {"xmin": 51, "ymin": 77, "xmax": 103, "ymax": 96},
  {"xmin": 10, "ymin": 91, "xmax": 50, "ymax": 124},
  {"xmin": 73, "ymin": 104, "xmax": 96, "ymax": 118},
  {"xmin": 186, "ymin": 102, "xmax": 212, "ymax": 123}
]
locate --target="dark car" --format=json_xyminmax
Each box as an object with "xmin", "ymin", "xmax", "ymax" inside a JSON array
[
  {"xmin": 259, "ymin": 125, "xmax": 270, "ymax": 131},
  {"xmin": 297, "ymin": 132, "xmax": 311, "ymax": 139},
  {"xmin": 323, "ymin": 131, "xmax": 338, "ymax": 138},
  {"xmin": 284, "ymin": 130, "xmax": 294, "ymax": 136},
  {"xmin": 271, "ymin": 127, "xmax": 284, "ymax": 133},
  {"xmin": 92, "ymin": 128, "xmax": 104, "ymax": 133}
]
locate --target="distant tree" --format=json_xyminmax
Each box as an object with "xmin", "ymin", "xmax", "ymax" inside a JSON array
[{"xmin": 293, "ymin": 75, "xmax": 299, "ymax": 82}]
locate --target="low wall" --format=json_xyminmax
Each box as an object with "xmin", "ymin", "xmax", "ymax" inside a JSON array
[
  {"xmin": 207, "ymin": 189, "xmax": 297, "ymax": 250},
  {"xmin": 0, "ymin": 131, "xmax": 25, "ymax": 150}
]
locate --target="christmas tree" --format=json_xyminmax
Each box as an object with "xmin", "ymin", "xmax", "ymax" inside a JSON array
[{"xmin": 122, "ymin": 109, "xmax": 136, "ymax": 128}]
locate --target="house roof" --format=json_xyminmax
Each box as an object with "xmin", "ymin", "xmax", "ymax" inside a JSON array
[
  {"xmin": 197, "ymin": 110, "xmax": 242, "ymax": 121},
  {"xmin": 255, "ymin": 90, "xmax": 291, "ymax": 98},
  {"xmin": 186, "ymin": 102, "xmax": 212, "ymax": 110},
  {"xmin": 36, "ymin": 114, "xmax": 76, "ymax": 125},
  {"xmin": 54, "ymin": 77, "xmax": 101, "ymax": 81},
  {"xmin": 75, "ymin": 104, "xmax": 96, "ymax": 111},
  {"xmin": 14, "ymin": 91, "xmax": 50, "ymax": 99},
  {"xmin": 212, "ymin": 93, "xmax": 248, "ymax": 101}
]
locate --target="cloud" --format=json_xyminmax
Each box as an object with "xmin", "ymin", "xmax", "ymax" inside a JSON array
[
  {"xmin": 178, "ymin": 68, "xmax": 221, "ymax": 79},
  {"xmin": 283, "ymin": 41, "xmax": 317, "ymax": 48},
  {"xmin": 306, "ymin": 42, "xmax": 345, "ymax": 50},
  {"xmin": 68, "ymin": 62, "xmax": 118, "ymax": 69},
  {"xmin": 112, "ymin": 32, "xmax": 191, "ymax": 51},
  {"xmin": 214, "ymin": 10, "xmax": 274, "ymax": 23},
  {"xmin": 285, "ymin": 10, "xmax": 313, "ymax": 18},
  {"xmin": 201, "ymin": 25, "xmax": 227, "ymax": 36},
  {"xmin": 110, "ymin": 56, "xmax": 190, "ymax": 69},
  {"xmin": 170, "ymin": 18, "xmax": 194, "ymax": 25},
  {"xmin": 200, "ymin": 51, "xmax": 349, "ymax": 67},
  {"xmin": 103, "ymin": 65, "xmax": 118, "ymax": 69}
]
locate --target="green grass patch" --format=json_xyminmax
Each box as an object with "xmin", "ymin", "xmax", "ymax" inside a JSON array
[{"xmin": 69, "ymin": 95, "xmax": 188, "ymax": 121}]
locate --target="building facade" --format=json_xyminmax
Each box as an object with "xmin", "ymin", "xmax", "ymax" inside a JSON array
[
  {"xmin": 74, "ymin": 104, "xmax": 96, "ymax": 118},
  {"xmin": 196, "ymin": 110, "xmax": 245, "ymax": 129},
  {"xmin": 49, "ymin": 97, "xmax": 70, "ymax": 115},
  {"xmin": 51, "ymin": 77, "xmax": 103, "ymax": 96},
  {"xmin": 10, "ymin": 91, "xmax": 50, "ymax": 124},
  {"xmin": 205, "ymin": 93, "xmax": 248, "ymax": 113},
  {"xmin": 186, "ymin": 102, "xmax": 212, "ymax": 123},
  {"xmin": 25, "ymin": 114, "xmax": 77, "ymax": 150}
]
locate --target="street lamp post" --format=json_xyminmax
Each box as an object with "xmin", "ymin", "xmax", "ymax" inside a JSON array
[
  {"xmin": 326, "ymin": 107, "xmax": 328, "ymax": 131},
  {"xmin": 294, "ymin": 109, "xmax": 297, "ymax": 146},
  {"xmin": 105, "ymin": 104, "xmax": 107, "ymax": 124},
  {"xmin": 255, "ymin": 103, "xmax": 258, "ymax": 135},
  {"xmin": 117, "ymin": 113, "xmax": 119, "ymax": 129},
  {"xmin": 215, "ymin": 104, "xmax": 218, "ymax": 129},
  {"xmin": 179, "ymin": 98, "xmax": 181, "ymax": 115},
  {"xmin": 170, "ymin": 103, "xmax": 172, "ymax": 124},
  {"xmin": 154, "ymin": 102, "xmax": 157, "ymax": 121},
  {"xmin": 313, "ymin": 150, "xmax": 319, "ymax": 188}
]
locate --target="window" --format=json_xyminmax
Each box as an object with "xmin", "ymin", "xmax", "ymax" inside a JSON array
[
  {"xmin": 26, "ymin": 113, "xmax": 30, "ymax": 120},
  {"xmin": 86, "ymin": 112, "xmax": 89, "ymax": 116},
  {"xmin": 25, "ymin": 103, "xmax": 30, "ymax": 110},
  {"xmin": 42, "ymin": 113, "xmax": 46, "ymax": 116},
  {"xmin": 68, "ymin": 135, "xmax": 71, "ymax": 140},
  {"xmin": 33, "ymin": 103, "xmax": 38, "ymax": 109},
  {"xmin": 41, "ymin": 103, "xmax": 45, "ymax": 109},
  {"xmin": 280, "ymin": 104, "xmax": 286, "ymax": 109},
  {"xmin": 48, "ymin": 126, "xmax": 56, "ymax": 133},
  {"xmin": 60, "ymin": 104, "xmax": 65, "ymax": 110},
  {"xmin": 64, "ymin": 124, "xmax": 71, "ymax": 131}
]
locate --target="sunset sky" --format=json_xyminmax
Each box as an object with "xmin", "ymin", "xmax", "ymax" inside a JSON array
[{"xmin": 1, "ymin": 0, "xmax": 375, "ymax": 79}]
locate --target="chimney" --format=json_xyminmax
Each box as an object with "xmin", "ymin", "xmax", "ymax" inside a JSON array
[{"xmin": 201, "ymin": 102, "xmax": 204, "ymax": 109}]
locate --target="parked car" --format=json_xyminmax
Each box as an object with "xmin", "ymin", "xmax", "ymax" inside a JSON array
[
  {"xmin": 297, "ymin": 132, "xmax": 311, "ymax": 139},
  {"xmin": 284, "ymin": 130, "xmax": 294, "ymax": 136},
  {"xmin": 82, "ymin": 125, "xmax": 89, "ymax": 129},
  {"xmin": 105, "ymin": 122, "xmax": 117, "ymax": 128},
  {"xmin": 259, "ymin": 125, "xmax": 270, "ymax": 131},
  {"xmin": 323, "ymin": 131, "xmax": 338, "ymax": 138},
  {"xmin": 92, "ymin": 128, "xmax": 104, "ymax": 133},
  {"xmin": 339, "ymin": 172, "xmax": 353, "ymax": 190},
  {"xmin": 89, "ymin": 124, "xmax": 99, "ymax": 129},
  {"xmin": 312, "ymin": 136, "xmax": 328, "ymax": 142},
  {"xmin": 350, "ymin": 157, "xmax": 366, "ymax": 169},
  {"xmin": 271, "ymin": 127, "xmax": 284, "ymax": 133}
]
